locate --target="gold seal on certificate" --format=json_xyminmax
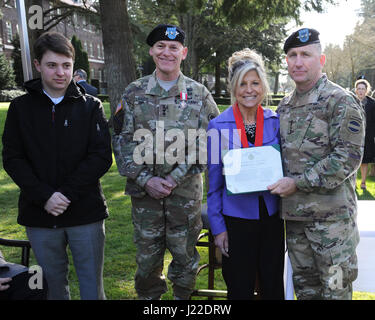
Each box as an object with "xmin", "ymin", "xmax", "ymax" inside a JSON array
[{"xmin": 223, "ymin": 144, "xmax": 283, "ymax": 194}]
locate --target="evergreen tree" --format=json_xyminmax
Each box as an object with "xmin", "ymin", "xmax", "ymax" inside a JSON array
[
  {"xmin": 0, "ymin": 53, "xmax": 16, "ymax": 90},
  {"xmin": 71, "ymin": 35, "xmax": 90, "ymax": 81},
  {"xmin": 11, "ymin": 34, "xmax": 24, "ymax": 87}
]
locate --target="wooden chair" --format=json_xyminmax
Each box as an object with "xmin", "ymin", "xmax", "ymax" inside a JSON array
[
  {"xmin": 192, "ymin": 203, "xmax": 261, "ymax": 300},
  {"xmin": 191, "ymin": 203, "xmax": 227, "ymax": 299},
  {"xmin": 0, "ymin": 237, "xmax": 31, "ymax": 267}
]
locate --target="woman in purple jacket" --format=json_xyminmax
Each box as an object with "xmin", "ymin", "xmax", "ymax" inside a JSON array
[{"xmin": 207, "ymin": 48, "xmax": 285, "ymax": 300}]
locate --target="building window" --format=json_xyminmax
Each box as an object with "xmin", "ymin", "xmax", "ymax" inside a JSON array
[
  {"xmin": 89, "ymin": 43, "xmax": 93, "ymax": 57},
  {"xmin": 73, "ymin": 13, "xmax": 78, "ymax": 26},
  {"xmin": 6, "ymin": 21, "xmax": 13, "ymax": 43},
  {"xmin": 97, "ymin": 44, "xmax": 102, "ymax": 59},
  {"xmin": 102, "ymin": 68, "xmax": 106, "ymax": 82},
  {"xmin": 82, "ymin": 16, "xmax": 87, "ymax": 30}
]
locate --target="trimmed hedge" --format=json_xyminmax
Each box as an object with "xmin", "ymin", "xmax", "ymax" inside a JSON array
[{"xmin": 0, "ymin": 89, "xmax": 25, "ymax": 102}]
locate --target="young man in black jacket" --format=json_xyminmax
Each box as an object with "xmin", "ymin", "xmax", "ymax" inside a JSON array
[{"xmin": 2, "ymin": 32, "xmax": 112, "ymax": 300}]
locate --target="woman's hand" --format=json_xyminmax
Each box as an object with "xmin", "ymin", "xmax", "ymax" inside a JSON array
[{"xmin": 214, "ymin": 231, "xmax": 229, "ymax": 257}]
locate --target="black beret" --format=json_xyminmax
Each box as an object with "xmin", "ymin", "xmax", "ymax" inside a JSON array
[
  {"xmin": 146, "ymin": 24, "xmax": 185, "ymax": 46},
  {"xmin": 283, "ymin": 28, "xmax": 320, "ymax": 54}
]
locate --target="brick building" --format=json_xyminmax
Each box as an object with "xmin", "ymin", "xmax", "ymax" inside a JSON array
[{"xmin": 0, "ymin": 0, "xmax": 107, "ymax": 93}]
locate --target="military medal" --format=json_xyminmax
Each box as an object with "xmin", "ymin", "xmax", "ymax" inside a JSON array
[
  {"xmin": 233, "ymin": 102, "xmax": 264, "ymax": 147},
  {"xmin": 180, "ymin": 92, "xmax": 187, "ymax": 109}
]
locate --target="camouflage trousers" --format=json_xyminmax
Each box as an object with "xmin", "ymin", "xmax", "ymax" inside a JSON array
[
  {"xmin": 286, "ymin": 217, "xmax": 359, "ymax": 300},
  {"xmin": 131, "ymin": 194, "xmax": 202, "ymax": 300}
]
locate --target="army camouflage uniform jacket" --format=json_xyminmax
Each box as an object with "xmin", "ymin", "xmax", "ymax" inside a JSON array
[
  {"xmin": 278, "ymin": 74, "xmax": 365, "ymax": 221},
  {"xmin": 112, "ymin": 71, "xmax": 219, "ymax": 200}
]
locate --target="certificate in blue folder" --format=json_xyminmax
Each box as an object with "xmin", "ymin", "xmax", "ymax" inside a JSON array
[{"xmin": 223, "ymin": 144, "xmax": 283, "ymax": 194}]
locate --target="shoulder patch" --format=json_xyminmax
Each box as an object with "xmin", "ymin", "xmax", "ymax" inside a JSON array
[
  {"xmin": 347, "ymin": 116, "xmax": 362, "ymax": 134},
  {"xmin": 114, "ymin": 102, "xmax": 123, "ymax": 115},
  {"xmin": 113, "ymin": 101, "xmax": 125, "ymax": 135}
]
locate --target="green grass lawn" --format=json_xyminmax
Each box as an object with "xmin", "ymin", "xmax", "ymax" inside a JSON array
[{"xmin": 1, "ymin": 101, "xmax": 374, "ymax": 300}]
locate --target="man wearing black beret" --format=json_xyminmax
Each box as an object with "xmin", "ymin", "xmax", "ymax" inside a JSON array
[
  {"xmin": 112, "ymin": 24, "xmax": 219, "ymax": 300},
  {"xmin": 269, "ymin": 28, "xmax": 365, "ymax": 299},
  {"xmin": 283, "ymin": 28, "xmax": 321, "ymax": 54},
  {"xmin": 146, "ymin": 24, "xmax": 185, "ymax": 47}
]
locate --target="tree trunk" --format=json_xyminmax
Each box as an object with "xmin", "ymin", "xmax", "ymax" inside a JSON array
[
  {"xmin": 179, "ymin": 14, "xmax": 197, "ymax": 79},
  {"xmin": 215, "ymin": 56, "xmax": 221, "ymax": 97},
  {"xmin": 99, "ymin": 0, "xmax": 136, "ymax": 116},
  {"xmin": 273, "ymin": 72, "xmax": 279, "ymax": 95},
  {"xmin": 191, "ymin": 45, "xmax": 199, "ymax": 81}
]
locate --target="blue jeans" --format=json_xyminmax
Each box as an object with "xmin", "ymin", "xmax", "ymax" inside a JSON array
[{"xmin": 26, "ymin": 220, "xmax": 106, "ymax": 300}]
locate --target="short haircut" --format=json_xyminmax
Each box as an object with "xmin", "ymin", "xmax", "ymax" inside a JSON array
[
  {"xmin": 355, "ymin": 79, "xmax": 372, "ymax": 95},
  {"xmin": 313, "ymin": 42, "xmax": 322, "ymax": 55},
  {"xmin": 74, "ymin": 69, "xmax": 87, "ymax": 80},
  {"xmin": 286, "ymin": 42, "xmax": 322, "ymax": 56},
  {"xmin": 34, "ymin": 31, "xmax": 75, "ymax": 62},
  {"xmin": 227, "ymin": 48, "xmax": 270, "ymax": 106}
]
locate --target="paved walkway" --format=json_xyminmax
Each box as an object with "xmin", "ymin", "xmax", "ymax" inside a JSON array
[
  {"xmin": 353, "ymin": 200, "xmax": 375, "ymax": 293},
  {"xmin": 284, "ymin": 200, "xmax": 375, "ymax": 298}
]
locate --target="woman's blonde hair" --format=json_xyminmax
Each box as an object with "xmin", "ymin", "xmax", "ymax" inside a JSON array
[{"xmin": 227, "ymin": 48, "xmax": 270, "ymax": 106}]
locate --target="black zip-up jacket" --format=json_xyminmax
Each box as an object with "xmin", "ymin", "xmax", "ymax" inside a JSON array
[{"xmin": 2, "ymin": 79, "xmax": 112, "ymax": 228}]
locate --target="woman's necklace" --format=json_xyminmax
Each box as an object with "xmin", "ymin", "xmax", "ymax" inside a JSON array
[{"xmin": 244, "ymin": 123, "xmax": 256, "ymax": 139}]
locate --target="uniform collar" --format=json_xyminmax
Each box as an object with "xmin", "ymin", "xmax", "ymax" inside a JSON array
[
  {"xmin": 145, "ymin": 70, "xmax": 187, "ymax": 97},
  {"xmin": 285, "ymin": 74, "xmax": 328, "ymax": 107}
]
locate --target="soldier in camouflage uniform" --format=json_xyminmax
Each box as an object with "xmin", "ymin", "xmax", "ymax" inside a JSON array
[
  {"xmin": 268, "ymin": 28, "xmax": 365, "ymax": 299},
  {"xmin": 112, "ymin": 24, "xmax": 219, "ymax": 300}
]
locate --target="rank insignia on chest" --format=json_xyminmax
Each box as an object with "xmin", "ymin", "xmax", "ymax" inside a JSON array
[
  {"xmin": 180, "ymin": 92, "xmax": 187, "ymax": 109},
  {"xmin": 161, "ymin": 105, "xmax": 168, "ymax": 116}
]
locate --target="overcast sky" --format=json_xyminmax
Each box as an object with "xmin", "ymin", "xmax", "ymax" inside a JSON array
[{"xmin": 288, "ymin": 0, "xmax": 363, "ymax": 48}]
